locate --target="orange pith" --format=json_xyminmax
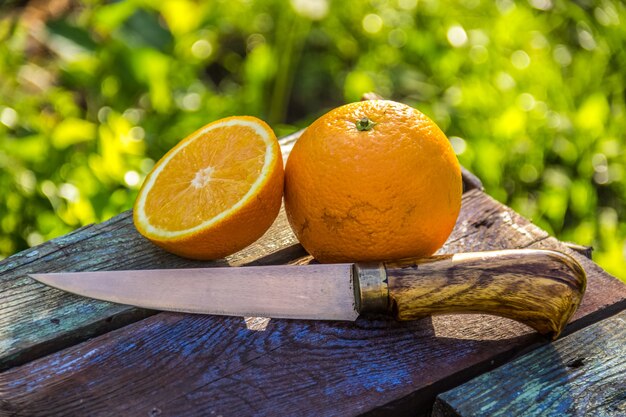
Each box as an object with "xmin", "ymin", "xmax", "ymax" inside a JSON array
[
  {"xmin": 284, "ymin": 100, "xmax": 462, "ymax": 263},
  {"xmin": 134, "ymin": 116, "xmax": 283, "ymax": 260}
]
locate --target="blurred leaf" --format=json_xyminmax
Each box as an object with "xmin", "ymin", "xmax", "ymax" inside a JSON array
[
  {"xmin": 570, "ymin": 180, "xmax": 596, "ymax": 218},
  {"xmin": 93, "ymin": 1, "xmax": 138, "ymax": 35},
  {"xmin": 51, "ymin": 118, "xmax": 96, "ymax": 149},
  {"xmin": 494, "ymin": 107, "xmax": 526, "ymax": 138},
  {"xmin": 245, "ymin": 43, "xmax": 276, "ymax": 84},
  {"xmin": 131, "ymin": 49, "xmax": 172, "ymax": 112},
  {"xmin": 473, "ymin": 140, "xmax": 503, "ymax": 187},
  {"xmin": 575, "ymin": 93, "xmax": 609, "ymax": 132},
  {"xmin": 3, "ymin": 135, "xmax": 49, "ymax": 163},
  {"xmin": 46, "ymin": 19, "xmax": 97, "ymax": 52},
  {"xmin": 117, "ymin": 9, "xmax": 173, "ymax": 51},
  {"xmin": 343, "ymin": 70, "xmax": 375, "ymax": 102},
  {"xmin": 161, "ymin": 0, "xmax": 204, "ymax": 36}
]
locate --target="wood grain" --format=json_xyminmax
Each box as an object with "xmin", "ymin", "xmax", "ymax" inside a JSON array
[
  {"xmin": 432, "ymin": 309, "xmax": 626, "ymax": 417},
  {"xmin": 0, "ymin": 310, "xmax": 541, "ymax": 417},
  {"xmin": 385, "ymin": 250, "xmax": 586, "ymax": 338}
]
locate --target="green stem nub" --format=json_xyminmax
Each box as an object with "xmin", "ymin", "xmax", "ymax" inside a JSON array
[{"xmin": 356, "ymin": 117, "xmax": 377, "ymax": 131}]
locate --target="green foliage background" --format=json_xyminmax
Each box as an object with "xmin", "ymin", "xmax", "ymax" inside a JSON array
[{"xmin": 1, "ymin": 0, "xmax": 624, "ymax": 280}]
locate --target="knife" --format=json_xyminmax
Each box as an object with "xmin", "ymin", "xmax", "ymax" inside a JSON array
[{"xmin": 30, "ymin": 249, "xmax": 586, "ymax": 339}]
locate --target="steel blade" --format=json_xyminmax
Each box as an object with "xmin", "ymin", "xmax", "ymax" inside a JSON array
[{"xmin": 30, "ymin": 264, "xmax": 359, "ymax": 321}]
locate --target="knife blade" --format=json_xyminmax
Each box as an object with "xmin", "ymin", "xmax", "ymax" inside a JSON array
[{"xmin": 30, "ymin": 249, "xmax": 586, "ymax": 338}]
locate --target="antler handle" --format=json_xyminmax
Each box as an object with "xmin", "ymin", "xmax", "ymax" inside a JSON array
[{"xmin": 355, "ymin": 249, "xmax": 587, "ymax": 339}]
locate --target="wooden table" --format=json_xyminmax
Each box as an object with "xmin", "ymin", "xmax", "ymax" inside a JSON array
[{"xmin": 1, "ymin": 130, "xmax": 625, "ymax": 417}]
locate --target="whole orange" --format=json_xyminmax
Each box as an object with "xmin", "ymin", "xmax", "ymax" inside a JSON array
[{"xmin": 284, "ymin": 100, "xmax": 462, "ymax": 263}]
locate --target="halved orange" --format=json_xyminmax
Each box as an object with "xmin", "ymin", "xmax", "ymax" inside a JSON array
[{"xmin": 133, "ymin": 116, "xmax": 284, "ymax": 260}]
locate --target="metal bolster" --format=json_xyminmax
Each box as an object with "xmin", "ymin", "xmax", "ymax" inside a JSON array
[{"xmin": 353, "ymin": 263, "xmax": 389, "ymax": 314}]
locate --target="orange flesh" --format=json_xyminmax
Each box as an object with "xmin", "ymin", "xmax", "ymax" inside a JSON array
[{"xmin": 144, "ymin": 125, "xmax": 266, "ymax": 231}]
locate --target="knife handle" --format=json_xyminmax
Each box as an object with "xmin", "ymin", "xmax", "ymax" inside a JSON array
[{"xmin": 355, "ymin": 249, "xmax": 586, "ymax": 339}]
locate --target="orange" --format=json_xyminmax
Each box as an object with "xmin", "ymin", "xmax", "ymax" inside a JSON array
[
  {"xmin": 133, "ymin": 116, "xmax": 284, "ymax": 260},
  {"xmin": 284, "ymin": 100, "xmax": 462, "ymax": 263}
]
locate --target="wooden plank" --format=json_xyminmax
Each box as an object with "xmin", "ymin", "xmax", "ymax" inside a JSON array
[
  {"xmin": 436, "ymin": 190, "xmax": 549, "ymax": 254},
  {"xmin": 0, "ymin": 313, "xmax": 531, "ymax": 417},
  {"xmin": 1, "ymin": 191, "xmax": 625, "ymax": 416},
  {"xmin": 433, "ymin": 309, "xmax": 626, "ymax": 417}
]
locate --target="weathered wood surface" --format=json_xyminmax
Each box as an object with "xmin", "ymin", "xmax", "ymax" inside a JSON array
[
  {"xmin": 433, "ymin": 309, "xmax": 626, "ymax": 417},
  {"xmin": 1, "ymin": 184, "xmax": 625, "ymax": 416}
]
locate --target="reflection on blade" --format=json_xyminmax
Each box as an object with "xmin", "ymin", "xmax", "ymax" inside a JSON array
[{"xmin": 30, "ymin": 263, "xmax": 359, "ymax": 321}]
